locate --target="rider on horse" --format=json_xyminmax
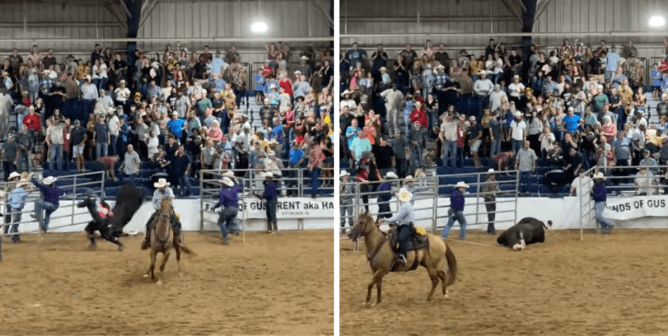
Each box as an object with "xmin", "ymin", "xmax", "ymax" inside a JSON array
[
  {"xmin": 141, "ymin": 178, "xmax": 183, "ymax": 249},
  {"xmin": 378, "ymin": 188, "xmax": 415, "ymax": 264}
]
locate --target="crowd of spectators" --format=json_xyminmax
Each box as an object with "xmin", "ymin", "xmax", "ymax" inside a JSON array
[
  {"xmin": 339, "ymin": 38, "xmax": 668, "ymax": 196},
  {"xmin": 0, "ymin": 42, "xmax": 334, "ymax": 197}
]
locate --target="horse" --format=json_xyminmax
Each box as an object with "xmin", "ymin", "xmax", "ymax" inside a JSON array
[
  {"xmin": 77, "ymin": 184, "xmax": 145, "ymax": 251},
  {"xmin": 348, "ymin": 211, "xmax": 458, "ymax": 307},
  {"xmin": 146, "ymin": 198, "xmax": 185, "ymax": 283}
]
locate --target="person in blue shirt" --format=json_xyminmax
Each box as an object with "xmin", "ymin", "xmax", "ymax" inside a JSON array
[
  {"xmin": 7, "ymin": 179, "xmax": 31, "ymax": 243},
  {"xmin": 376, "ymin": 172, "xmax": 397, "ymax": 219},
  {"xmin": 605, "ymin": 46, "xmax": 621, "ymax": 81},
  {"xmin": 254, "ymin": 69, "xmax": 266, "ymax": 103},
  {"xmin": 591, "ymin": 172, "xmax": 614, "ymax": 234},
  {"xmin": 255, "ymin": 172, "xmax": 278, "ymax": 234},
  {"xmin": 31, "ymin": 176, "xmax": 65, "ymax": 233},
  {"xmin": 287, "ymin": 141, "xmax": 305, "ymax": 196},
  {"xmin": 651, "ymin": 64, "xmax": 662, "ymax": 99},
  {"xmin": 221, "ymin": 170, "xmax": 243, "ymax": 234},
  {"xmin": 378, "ymin": 188, "xmax": 415, "ymax": 264},
  {"xmin": 167, "ymin": 112, "xmax": 187, "ymax": 142},
  {"xmin": 562, "ymin": 107, "xmax": 582, "ymax": 133},
  {"xmin": 441, "ymin": 181, "xmax": 469, "ymax": 240},
  {"xmin": 212, "ymin": 177, "xmax": 238, "ymax": 245}
]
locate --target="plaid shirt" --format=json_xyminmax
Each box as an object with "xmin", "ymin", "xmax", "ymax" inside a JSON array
[
  {"xmin": 39, "ymin": 78, "xmax": 54, "ymax": 94},
  {"xmin": 433, "ymin": 73, "xmax": 448, "ymax": 90}
]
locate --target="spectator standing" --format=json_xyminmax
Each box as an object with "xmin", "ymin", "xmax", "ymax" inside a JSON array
[
  {"xmin": 441, "ymin": 181, "xmax": 469, "ymax": 240},
  {"xmin": 93, "ymin": 116, "xmax": 109, "ymax": 159},
  {"xmin": 515, "ymin": 140, "xmax": 537, "ymax": 195},
  {"xmin": 2, "ymin": 134, "xmax": 19, "ymax": 180},
  {"xmin": 46, "ymin": 118, "xmax": 64, "ymax": 171},
  {"xmin": 483, "ymin": 169, "xmax": 498, "ymax": 234}
]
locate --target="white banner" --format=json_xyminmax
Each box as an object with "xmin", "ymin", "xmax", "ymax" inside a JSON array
[
  {"xmin": 201, "ymin": 197, "xmax": 335, "ymax": 219},
  {"xmin": 604, "ymin": 196, "xmax": 668, "ymax": 220}
]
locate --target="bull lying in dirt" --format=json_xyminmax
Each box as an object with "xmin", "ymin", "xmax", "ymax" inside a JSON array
[{"xmin": 497, "ymin": 217, "xmax": 552, "ymax": 250}]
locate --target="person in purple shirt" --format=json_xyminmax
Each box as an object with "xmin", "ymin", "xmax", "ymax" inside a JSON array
[
  {"xmin": 591, "ymin": 172, "xmax": 614, "ymax": 234},
  {"xmin": 441, "ymin": 181, "xmax": 469, "ymax": 240},
  {"xmin": 376, "ymin": 172, "xmax": 397, "ymax": 219},
  {"xmin": 31, "ymin": 176, "xmax": 65, "ymax": 233},
  {"xmin": 212, "ymin": 177, "xmax": 239, "ymax": 244},
  {"xmin": 255, "ymin": 172, "xmax": 278, "ymax": 234}
]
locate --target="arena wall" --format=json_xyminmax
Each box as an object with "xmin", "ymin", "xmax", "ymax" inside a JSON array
[
  {"xmin": 353, "ymin": 196, "xmax": 668, "ymax": 232},
  {"xmin": 9, "ymin": 199, "xmax": 333, "ymax": 236},
  {"xmin": 341, "ymin": 0, "xmax": 668, "ymax": 59}
]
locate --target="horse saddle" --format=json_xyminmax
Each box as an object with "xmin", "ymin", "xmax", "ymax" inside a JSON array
[{"xmin": 388, "ymin": 224, "xmax": 429, "ymax": 253}]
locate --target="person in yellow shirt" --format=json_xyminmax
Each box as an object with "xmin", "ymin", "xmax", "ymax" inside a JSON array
[
  {"xmin": 77, "ymin": 61, "xmax": 90, "ymax": 84},
  {"xmin": 619, "ymin": 79, "xmax": 634, "ymax": 105}
]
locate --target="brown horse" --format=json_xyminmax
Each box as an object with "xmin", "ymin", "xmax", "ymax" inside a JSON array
[
  {"xmin": 349, "ymin": 212, "xmax": 457, "ymax": 307},
  {"xmin": 146, "ymin": 198, "xmax": 183, "ymax": 283}
]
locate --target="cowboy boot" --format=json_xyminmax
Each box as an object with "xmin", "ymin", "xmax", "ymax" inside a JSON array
[{"xmin": 141, "ymin": 225, "xmax": 151, "ymax": 250}]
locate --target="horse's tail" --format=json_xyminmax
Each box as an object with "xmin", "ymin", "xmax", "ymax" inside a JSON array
[
  {"xmin": 444, "ymin": 243, "xmax": 457, "ymax": 286},
  {"xmin": 179, "ymin": 244, "xmax": 195, "ymax": 255}
]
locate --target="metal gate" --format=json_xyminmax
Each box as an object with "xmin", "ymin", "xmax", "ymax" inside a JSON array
[{"xmin": 0, "ymin": 171, "xmax": 106, "ymax": 261}]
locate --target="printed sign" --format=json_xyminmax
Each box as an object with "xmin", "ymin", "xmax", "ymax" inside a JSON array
[
  {"xmin": 604, "ymin": 196, "xmax": 668, "ymax": 220},
  {"xmin": 202, "ymin": 197, "xmax": 335, "ymax": 219}
]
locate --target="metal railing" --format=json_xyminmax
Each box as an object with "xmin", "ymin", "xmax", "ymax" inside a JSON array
[
  {"xmin": 576, "ymin": 164, "xmax": 668, "ymax": 240},
  {"xmin": 340, "ymin": 170, "xmax": 521, "ymax": 235},
  {"xmin": 0, "ymin": 171, "xmax": 106, "ymax": 261}
]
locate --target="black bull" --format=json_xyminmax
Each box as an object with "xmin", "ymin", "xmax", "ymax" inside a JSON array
[
  {"xmin": 77, "ymin": 184, "xmax": 144, "ymax": 250},
  {"xmin": 497, "ymin": 217, "xmax": 553, "ymax": 248}
]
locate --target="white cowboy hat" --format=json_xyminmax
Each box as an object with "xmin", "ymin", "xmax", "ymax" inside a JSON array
[
  {"xmin": 341, "ymin": 90, "xmax": 351, "ymax": 96},
  {"xmin": 380, "ymin": 67, "xmax": 387, "ymax": 72},
  {"xmin": 396, "ymin": 188, "xmax": 413, "ymax": 203},
  {"xmin": 222, "ymin": 170, "xmax": 235, "ymax": 178},
  {"xmin": 42, "ymin": 176, "xmax": 58, "ymax": 186},
  {"xmin": 404, "ymin": 175, "xmax": 415, "ymax": 182},
  {"xmin": 385, "ymin": 172, "xmax": 398, "ymax": 179},
  {"xmin": 220, "ymin": 177, "xmax": 234, "ymax": 187},
  {"xmin": 514, "ymin": 75, "xmax": 520, "ymax": 79},
  {"xmin": 300, "ymin": 55, "xmax": 309, "ymax": 60},
  {"xmin": 263, "ymin": 172, "xmax": 274, "ymax": 179},
  {"xmin": 487, "ymin": 168, "xmax": 495, "ymax": 174},
  {"xmin": 436, "ymin": 64, "xmax": 445, "ymax": 69},
  {"xmin": 8, "ymin": 172, "xmax": 21, "ymax": 180},
  {"xmin": 340, "ymin": 170, "xmax": 350, "ymax": 177},
  {"xmin": 515, "ymin": 111, "xmax": 523, "ymax": 117},
  {"xmin": 455, "ymin": 181, "xmax": 469, "ymax": 189},
  {"xmin": 154, "ymin": 178, "xmax": 170, "ymax": 188},
  {"xmin": 592, "ymin": 172, "xmax": 606, "ymax": 180}
]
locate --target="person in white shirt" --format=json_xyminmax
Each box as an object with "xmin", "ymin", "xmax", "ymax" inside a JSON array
[
  {"xmin": 115, "ymin": 80, "xmax": 131, "ymax": 106},
  {"xmin": 489, "ymin": 84, "xmax": 507, "ymax": 113},
  {"xmin": 141, "ymin": 178, "xmax": 183, "ymax": 249},
  {"xmin": 509, "ymin": 112, "xmax": 527, "ymax": 153},
  {"xmin": 474, "ymin": 71, "xmax": 494, "ymax": 118},
  {"xmin": 107, "ymin": 109, "xmax": 120, "ymax": 155},
  {"xmin": 508, "ymin": 75, "xmax": 525, "ymax": 103},
  {"xmin": 80, "ymin": 75, "xmax": 98, "ymax": 101},
  {"xmin": 380, "ymin": 85, "xmax": 405, "ymax": 136},
  {"xmin": 98, "ymin": 89, "xmax": 114, "ymax": 110},
  {"xmin": 569, "ymin": 168, "xmax": 593, "ymax": 196},
  {"xmin": 440, "ymin": 112, "xmax": 458, "ymax": 168}
]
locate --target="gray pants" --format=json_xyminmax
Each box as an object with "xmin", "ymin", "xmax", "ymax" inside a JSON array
[{"xmin": 340, "ymin": 198, "xmax": 354, "ymax": 228}]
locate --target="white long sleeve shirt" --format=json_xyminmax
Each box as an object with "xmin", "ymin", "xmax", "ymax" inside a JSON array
[{"xmin": 152, "ymin": 187, "xmax": 175, "ymax": 210}]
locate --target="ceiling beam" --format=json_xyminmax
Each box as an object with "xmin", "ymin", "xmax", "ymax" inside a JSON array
[
  {"xmin": 498, "ymin": 0, "xmax": 523, "ymax": 26},
  {"xmin": 105, "ymin": 3, "xmax": 128, "ymax": 32},
  {"xmin": 534, "ymin": 0, "xmax": 554, "ymax": 23},
  {"xmin": 138, "ymin": 0, "xmax": 160, "ymax": 30}
]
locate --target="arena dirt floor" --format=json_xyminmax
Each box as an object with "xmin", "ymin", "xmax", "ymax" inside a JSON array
[
  {"xmin": 1, "ymin": 230, "xmax": 334, "ymax": 335},
  {"xmin": 340, "ymin": 229, "xmax": 668, "ymax": 336}
]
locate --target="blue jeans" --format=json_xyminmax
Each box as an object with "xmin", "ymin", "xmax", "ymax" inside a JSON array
[
  {"xmin": 490, "ymin": 138, "xmax": 502, "ymax": 159},
  {"xmin": 443, "ymin": 140, "xmax": 457, "ymax": 168},
  {"xmin": 8, "ymin": 210, "xmax": 22, "ymax": 242},
  {"xmin": 519, "ymin": 171, "xmax": 532, "ymax": 193},
  {"xmin": 218, "ymin": 207, "xmax": 238, "ymax": 241},
  {"xmin": 96, "ymin": 142, "xmax": 108, "ymax": 159},
  {"xmin": 177, "ymin": 175, "xmax": 192, "ymax": 196},
  {"xmin": 34, "ymin": 200, "xmax": 58, "ymax": 232},
  {"xmin": 48, "ymin": 144, "xmax": 63, "ymax": 171},
  {"xmin": 109, "ymin": 135, "xmax": 118, "ymax": 156},
  {"xmin": 310, "ymin": 167, "xmax": 321, "ymax": 196},
  {"xmin": 442, "ymin": 209, "xmax": 467, "ymax": 240},
  {"xmin": 266, "ymin": 198, "xmax": 278, "ymax": 222},
  {"xmin": 594, "ymin": 201, "xmax": 614, "ymax": 230},
  {"xmin": 512, "ymin": 139, "xmax": 523, "ymax": 154},
  {"xmin": 403, "ymin": 113, "xmax": 411, "ymax": 135}
]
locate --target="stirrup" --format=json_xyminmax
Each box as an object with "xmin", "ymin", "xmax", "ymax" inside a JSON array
[{"xmin": 397, "ymin": 254, "xmax": 407, "ymax": 264}]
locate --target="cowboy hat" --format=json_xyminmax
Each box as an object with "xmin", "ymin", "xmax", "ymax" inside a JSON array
[
  {"xmin": 42, "ymin": 176, "xmax": 58, "ymax": 186},
  {"xmin": 8, "ymin": 172, "xmax": 21, "ymax": 180},
  {"xmin": 119, "ymin": 79, "xmax": 126, "ymax": 84},
  {"xmin": 220, "ymin": 177, "xmax": 234, "ymax": 187},
  {"xmin": 222, "ymin": 170, "xmax": 235, "ymax": 178},
  {"xmin": 487, "ymin": 168, "xmax": 495, "ymax": 174},
  {"xmin": 341, "ymin": 90, "xmax": 351, "ymax": 96},
  {"xmin": 592, "ymin": 172, "xmax": 606, "ymax": 180},
  {"xmin": 380, "ymin": 67, "xmax": 387, "ymax": 72},
  {"xmin": 154, "ymin": 178, "xmax": 170, "ymax": 188},
  {"xmin": 454, "ymin": 181, "xmax": 469, "ymax": 189},
  {"xmin": 436, "ymin": 64, "xmax": 445, "ymax": 69},
  {"xmin": 396, "ymin": 188, "xmax": 413, "ymax": 203},
  {"xmin": 404, "ymin": 175, "xmax": 415, "ymax": 182},
  {"xmin": 340, "ymin": 170, "xmax": 350, "ymax": 177},
  {"xmin": 385, "ymin": 172, "xmax": 398, "ymax": 179},
  {"xmin": 263, "ymin": 172, "xmax": 274, "ymax": 179},
  {"xmin": 300, "ymin": 55, "xmax": 309, "ymax": 60}
]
